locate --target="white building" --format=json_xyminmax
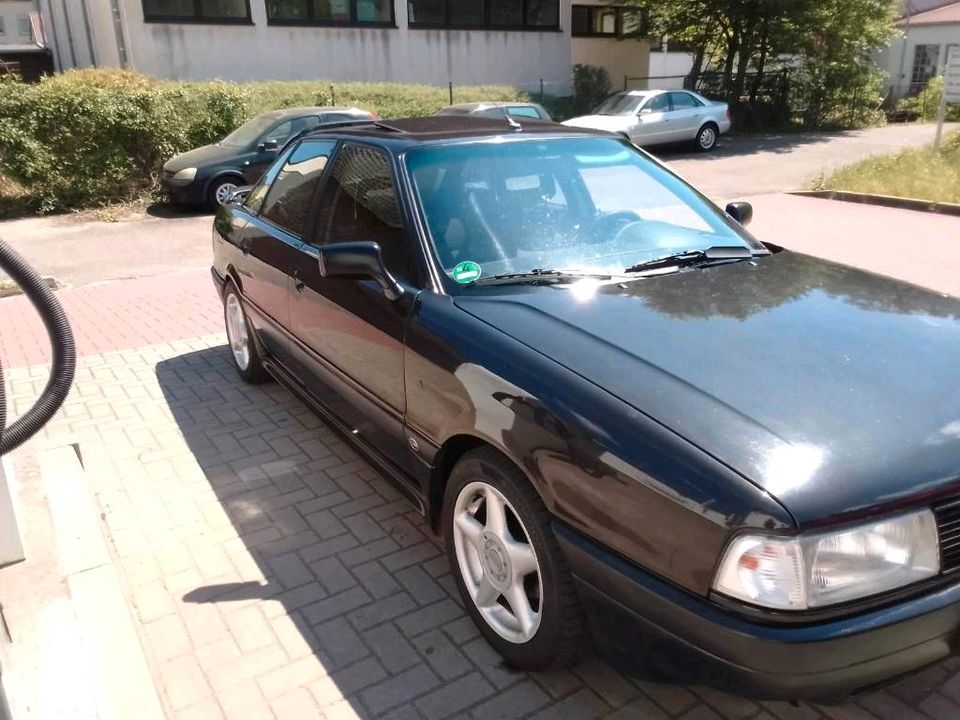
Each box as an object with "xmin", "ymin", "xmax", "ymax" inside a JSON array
[
  {"xmin": 32, "ymin": 0, "xmax": 652, "ymax": 95},
  {"xmin": 877, "ymin": 0, "xmax": 960, "ymax": 101}
]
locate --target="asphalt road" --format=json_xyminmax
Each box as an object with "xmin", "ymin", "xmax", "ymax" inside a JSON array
[{"xmin": 0, "ymin": 122, "xmax": 953, "ymax": 288}]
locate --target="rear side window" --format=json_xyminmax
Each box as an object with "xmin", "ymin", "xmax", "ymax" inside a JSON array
[
  {"xmin": 259, "ymin": 140, "xmax": 337, "ymax": 237},
  {"xmin": 669, "ymin": 92, "xmax": 702, "ymax": 110},
  {"xmin": 313, "ymin": 143, "xmax": 414, "ymax": 281}
]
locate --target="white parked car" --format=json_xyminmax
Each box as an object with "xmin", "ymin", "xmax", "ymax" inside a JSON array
[{"xmin": 563, "ymin": 90, "xmax": 731, "ymax": 151}]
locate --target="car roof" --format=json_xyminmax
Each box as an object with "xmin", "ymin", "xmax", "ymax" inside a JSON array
[
  {"xmin": 445, "ymin": 101, "xmax": 541, "ymax": 111},
  {"xmin": 259, "ymin": 106, "xmax": 371, "ymax": 120},
  {"xmin": 301, "ymin": 114, "xmax": 610, "ymax": 148}
]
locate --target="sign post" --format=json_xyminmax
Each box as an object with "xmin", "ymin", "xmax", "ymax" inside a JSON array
[{"xmin": 935, "ymin": 45, "xmax": 960, "ymax": 151}]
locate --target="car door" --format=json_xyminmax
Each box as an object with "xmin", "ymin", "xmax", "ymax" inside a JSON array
[
  {"xmin": 287, "ymin": 142, "xmax": 423, "ymax": 474},
  {"xmin": 232, "ymin": 139, "xmax": 337, "ymax": 362},
  {"xmin": 243, "ymin": 116, "xmax": 322, "ymax": 184},
  {"xmin": 630, "ymin": 93, "xmax": 672, "ymax": 145},
  {"xmin": 666, "ymin": 91, "xmax": 705, "ymax": 142}
]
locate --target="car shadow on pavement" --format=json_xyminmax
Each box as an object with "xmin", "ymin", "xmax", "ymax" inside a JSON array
[
  {"xmin": 146, "ymin": 202, "xmax": 212, "ymax": 219},
  {"xmin": 154, "ymin": 344, "xmax": 937, "ymax": 717},
  {"xmin": 155, "ymin": 345, "xmax": 703, "ymax": 717},
  {"xmin": 649, "ymin": 129, "xmax": 851, "ymax": 162}
]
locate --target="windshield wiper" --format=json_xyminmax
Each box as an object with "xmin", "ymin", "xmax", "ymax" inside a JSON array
[
  {"xmin": 623, "ymin": 246, "xmax": 759, "ymax": 274},
  {"xmin": 470, "ymin": 269, "xmax": 615, "ymax": 287}
]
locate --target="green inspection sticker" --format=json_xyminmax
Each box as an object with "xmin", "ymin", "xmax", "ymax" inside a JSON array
[{"xmin": 452, "ymin": 260, "xmax": 482, "ymax": 284}]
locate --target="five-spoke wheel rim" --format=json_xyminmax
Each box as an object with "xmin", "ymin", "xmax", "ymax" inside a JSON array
[
  {"xmin": 215, "ymin": 181, "xmax": 238, "ymax": 206},
  {"xmin": 453, "ymin": 481, "xmax": 542, "ymax": 643},
  {"xmin": 225, "ymin": 293, "xmax": 250, "ymax": 371},
  {"xmin": 699, "ymin": 127, "xmax": 716, "ymax": 150}
]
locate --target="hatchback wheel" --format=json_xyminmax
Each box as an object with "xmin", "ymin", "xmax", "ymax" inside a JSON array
[
  {"xmin": 208, "ymin": 177, "xmax": 241, "ymax": 209},
  {"xmin": 223, "ymin": 283, "xmax": 268, "ymax": 384},
  {"xmin": 695, "ymin": 123, "xmax": 719, "ymax": 152},
  {"xmin": 444, "ymin": 447, "xmax": 585, "ymax": 670}
]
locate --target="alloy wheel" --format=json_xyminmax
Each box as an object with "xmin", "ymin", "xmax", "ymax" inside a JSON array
[
  {"xmin": 453, "ymin": 481, "xmax": 543, "ymax": 643},
  {"xmin": 215, "ymin": 181, "xmax": 238, "ymax": 206},
  {"xmin": 225, "ymin": 293, "xmax": 250, "ymax": 371},
  {"xmin": 699, "ymin": 127, "xmax": 717, "ymax": 150}
]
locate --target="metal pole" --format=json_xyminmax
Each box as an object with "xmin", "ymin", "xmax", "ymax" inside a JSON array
[
  {"xmin": 623, "ymin": 74, "xmax": 628, "ymax": 91},
  {"xmin": 539, "ymin": 78, "xmax": 544, "ymax": 102},
  {"xmin": 79, "ymin": 0, "xmax": 96, "ymax": 66},
  {"xmin": 448, "ymin": 81, "xmax": 453, "ymax": 105},
  {"xmin": 330, "ymin": 84, "xmax": 336, "ymax": 105},
  {"xmin": 933, "ymin": 76, "xmax": 947, "ymax": 151}
]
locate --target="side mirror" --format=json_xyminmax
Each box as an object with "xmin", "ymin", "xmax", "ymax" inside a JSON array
[
  {"xmin": 257, "ymin": 139, "xmax": 279, "ymax": 153},
  {"xmin": 318, "ymin": 241, "xmax": 404, "ymax": 301},
  {"xmin": 725, "ymin": 201, "xmax": 753, "ymax": 227},
  {"xmin": 226, "ymin": 185, "xmax": 252, "ymax": 205},
  {"xmin": 638, "ymin": 108, "xmax": 652, "ymax": 116}
]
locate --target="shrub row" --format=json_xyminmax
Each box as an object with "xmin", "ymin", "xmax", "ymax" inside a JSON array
[{"xmin": 0, "ymin": 69, "xmax": 532, "ymax": 214}]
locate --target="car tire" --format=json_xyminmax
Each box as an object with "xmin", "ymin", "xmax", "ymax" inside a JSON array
[
  {"xmin": 207, "ymin": 176, "xmax": 243, "ymax": 210},
  {"xmin": 695, "ymin": 123, "xmax": 719, "ymax": 152},
  {"xmin": 443, "ymin": 447, "xmax": 585, "ymax": 670},
  {"xmin": 222, "ymin": 282, "xmax": 269, "ymax": 384}
]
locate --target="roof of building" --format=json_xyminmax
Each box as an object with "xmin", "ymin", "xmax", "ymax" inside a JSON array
[
  {"xmin": 897, "ymin": 0, "xmax": 960, "ymax": 25},
  {"xmin": 305, "ymin": 114, "xmax": 605, "ymax": 146}
]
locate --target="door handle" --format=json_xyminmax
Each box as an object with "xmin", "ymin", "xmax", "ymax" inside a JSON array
[
  {"xmin": 293, "ymin": 270, "xmax": 305, "ymax": 293},
  {"xmin": 239, "ymin": 238, "xmax": 252, "ymax": 255}
]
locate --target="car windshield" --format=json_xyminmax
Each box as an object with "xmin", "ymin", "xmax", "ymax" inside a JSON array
[
  {"xmin": 407, "ymin": 137, "xmax": 761, "ymax": 283},
  {"xmin": 220, "ymin": 115, "xmax": 278, "ymax": 149},
  {"xmin": 592, "ymin": 93, "xmax": 647, "ymax": 116}
]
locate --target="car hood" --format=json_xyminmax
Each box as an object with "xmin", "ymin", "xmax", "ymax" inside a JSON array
[
  {"xmin": 163, "ymin": 143, "xmax": 238, "ymax": 172},
  {"xmin": 562, "ymin": 115, "xmax": 632, "ymax": 133},
  {"xmin": 454, "ymin": 252, "xmax": 960, "ymax": 525}
]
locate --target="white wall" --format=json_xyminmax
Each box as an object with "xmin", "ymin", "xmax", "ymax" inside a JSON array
[
  {"xmin": 646, "ymin": 51, "xmax": 694, "ymax": 89},
  {"xmin": 74, "ymin": 0, "xmax": 573, "ymax": 93},
  {"xmin": 877, "ymin": 23, "xmax": 960, "ymax": 100},
  {"xmin": 0, "ymin": 0, "xmax": 37, "ymax": 47}
]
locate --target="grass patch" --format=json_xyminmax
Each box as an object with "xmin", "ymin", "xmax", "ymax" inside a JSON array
[{"xmin": 813, "ymin": 131, "xmax": 960, "ymax": 204}]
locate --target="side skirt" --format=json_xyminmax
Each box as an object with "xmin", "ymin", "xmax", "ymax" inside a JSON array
[{"xmin": 261, "ymin": 357, "xmax": 427, "ymax": 516}]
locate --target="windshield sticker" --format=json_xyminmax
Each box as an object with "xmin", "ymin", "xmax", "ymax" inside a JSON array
[{"xmin": 452, "ymin": 261, "xmax": 482, "ymax": 284}]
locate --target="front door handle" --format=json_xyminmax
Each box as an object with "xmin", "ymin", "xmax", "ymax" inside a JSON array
[
  {"xmin": 239, "ymin": 238, "xmax": 252, "ymax": 255},
  {"xmin": 293, "ymin": 270, "xmax": 305, "ymax": 293}
]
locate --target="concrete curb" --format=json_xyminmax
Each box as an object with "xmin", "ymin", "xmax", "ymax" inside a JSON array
[{"xmin": 791, "ymin": 190, "xmax": 960, "ymax": 217}]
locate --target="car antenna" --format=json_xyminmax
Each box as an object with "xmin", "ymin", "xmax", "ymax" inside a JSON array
[{"xmin": 499, "ymin": 105, "xmax": 522, "ymax": 131}]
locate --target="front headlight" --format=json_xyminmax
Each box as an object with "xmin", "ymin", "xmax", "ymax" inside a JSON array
[
  {"xmin": 172, "ymin": 167, "xmax": 197, "ymax": 182},
  {"xmin": 713, "ymin": 509, "xmax": 940, "ymax": 610}
]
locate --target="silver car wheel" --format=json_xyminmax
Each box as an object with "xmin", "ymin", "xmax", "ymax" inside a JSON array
[
  {"xmin": 698, "ymin": 126, "xmax": 717, "ymax": 150},
  {"xmin": 215, "ymin": 181, "xmax": 238, "ymax": 206},
  {"xmin": 225, "ymin": 293, "xmax": 250, "ymax": 371},
  {"xmin": 453, "ymin": 481, "xmax": 542, "ymax": 644}
]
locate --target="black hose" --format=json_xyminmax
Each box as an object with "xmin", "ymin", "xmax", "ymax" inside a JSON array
[{"xmin": 0, "ymin": 239, "xmax": 75, "ymax": 455}]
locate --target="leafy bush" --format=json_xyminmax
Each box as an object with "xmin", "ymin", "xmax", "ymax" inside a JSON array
[
  {"xmin": 895, "ymin": 76, "xmax": 960, "ymax": 123},
  {"xmin": 570, "ymin": 64, "xmax": 612, "ymax": 117},
  {"xmin": 0, "ymin": 69, "xmax": 530, "ymax": 215}
]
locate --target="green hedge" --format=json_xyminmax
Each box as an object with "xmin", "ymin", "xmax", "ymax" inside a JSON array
[{"xmin": 0, "ymin": 69, "xmax": 532, "ymax": 214}]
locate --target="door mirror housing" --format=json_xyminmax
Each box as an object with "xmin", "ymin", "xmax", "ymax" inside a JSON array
[
  {"xmin": 725, "ymin": 201, "xmax": 753, "ymax": 227},
  {"xmin": 257, "ymin": 139, "xmax": 279, "ymax": 153},
  {"xmin": 226, "ymin": 185, "xmax": 253, "ymax": 205},
  {"xmin": 318, "ymin": 241, "xmax": 404, "ymax": 301}
]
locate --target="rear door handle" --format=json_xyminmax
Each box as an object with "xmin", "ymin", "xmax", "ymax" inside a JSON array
[{"xmin": 294, "ymin": 270, "xmax": 305, "ymax": 293}]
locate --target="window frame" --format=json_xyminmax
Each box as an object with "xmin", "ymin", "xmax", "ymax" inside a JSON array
[
  {"xmin": 256, "ymin": 138, "xmax": 339, "ymax": 238},
  {"xmin": 266, "ymin": 0, "xmax": 396, "ymax": 27},
  {"xmin": 408, "ymin": 0, "xmax": 561, "ymax": 32},
  {"xmin": 571, "ymin": 4, "xmax": 647, "ymax": 38},
  {"xmin": 141, "ymin": 0, "xmax": 253, "ymax": 24}
]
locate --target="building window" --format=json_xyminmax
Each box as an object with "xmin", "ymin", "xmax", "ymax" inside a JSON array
[
  {"xmin": 910, "ymin": 44, "xmax": 941, "ymax": 87},
  {"xmin": 17, "ymin": 15, "xmax": 31, "ymax": 37},
  {"xmin": 408, "ymin": 0, "xmax": 560, "ymax": 29},
  {"xmin": 0, "ymin": 18, "xmax": 6, "ymax": 37},
  {"xmin": 571, "ymin": 4, "xmax": 647, "ymax": 37},
  {"xmin": 267, "ymin": 0, "xmax": 394, "ymax": 25},
  {"xmin": 142, "ymin": 0, "xmax": 251, "ymax": 23}
]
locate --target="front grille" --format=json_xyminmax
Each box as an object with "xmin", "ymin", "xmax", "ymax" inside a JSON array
[{"xmin": 933, "ymin": 497, "xmax": 960, "ymax": 573}]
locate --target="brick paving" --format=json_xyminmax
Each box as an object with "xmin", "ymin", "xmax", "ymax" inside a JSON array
[{"xmin": 2, "ymin": 255, "xmax": 960, "ymax": 718}]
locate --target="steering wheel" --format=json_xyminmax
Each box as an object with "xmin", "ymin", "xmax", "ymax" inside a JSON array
[{"xmin": 582, "ymin": 210, "xmax": 644, "ymax": 244}]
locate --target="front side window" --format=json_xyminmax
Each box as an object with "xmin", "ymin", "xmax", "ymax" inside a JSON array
[
  {"xmin": 259, "ymin": 140, "xmax": 337, "ymax": 236},
  {"xmin": 508, "ymin": 106, "xmax": 542, "ymax": 119},
  {"xmin": 645, "ymin": 94, "xmax": 671, "ymax": 112},
  {"xmin": 142, "ymin": 0, "xmax": 250, "ymax": 22},
  {"xmin": 266, "ymin": 0, "xmax": 393, "ymax": 24},
  {"xmin": 313, "ymin": 144, "xmax": 414, "ymax": 281},
  {"xmin": 408, "ymin": 0, "xmax": 559, "ymax": 29},
  {"xmin": 592, "ymin": 92, "xmax": 648, "ymax": 115},
  {"xmin": 407, "ymin": 138, "xmax": 761, "ymax": 284}
]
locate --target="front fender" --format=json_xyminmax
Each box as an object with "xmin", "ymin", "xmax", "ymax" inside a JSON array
[{"xmin": 404, "ymin": 292, "xmax": 794, "ymax": 596}]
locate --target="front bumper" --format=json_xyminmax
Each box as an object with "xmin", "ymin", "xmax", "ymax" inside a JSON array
[
  {"xmin": 161, "ymin": 177, "xmax": 206, "ymax": 206},
  {"xmin": 556, "ymin": 523, "xmax": 960, "ymax": 701}
]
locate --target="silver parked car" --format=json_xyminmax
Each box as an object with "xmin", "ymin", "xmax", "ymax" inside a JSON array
[{"xmin": 562, "ymin": 90, "xmax": 731, "ymax": 151}]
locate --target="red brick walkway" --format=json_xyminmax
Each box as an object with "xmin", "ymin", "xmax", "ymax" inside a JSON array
[{"xmin": 0, "ymin": 269, "xmax": 221, "ymax": 369}]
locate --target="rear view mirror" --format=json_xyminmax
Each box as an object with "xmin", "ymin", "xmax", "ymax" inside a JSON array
[
  {"xmin": 725, "ymin": 201, "xmax": 753, "ymax": 227},
  {"xmin": 257, "ymin": 139, "xmax": 279, "ymax": 153},
  {"xmin": 318, "ymin": 241, "xmax": 404, "ymax": 300}
]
